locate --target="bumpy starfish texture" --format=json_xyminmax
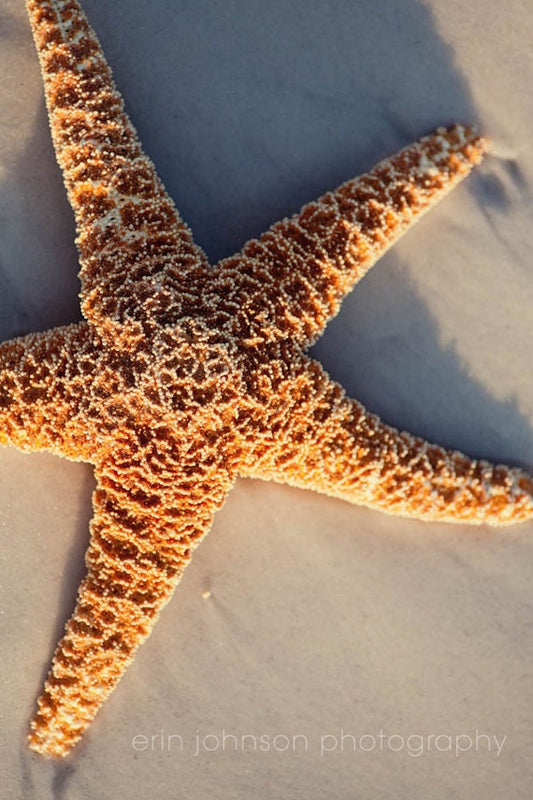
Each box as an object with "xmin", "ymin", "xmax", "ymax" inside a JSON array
[{"xmin": 2, "ymin": 0, "xmax": 531, "ymax": 758}]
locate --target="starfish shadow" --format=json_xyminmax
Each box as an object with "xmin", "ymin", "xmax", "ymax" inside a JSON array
[
  {"xmin": 0, "ymin": 105, "xmax": 80, "ymax": 341},
  {"xmin": 78, "ymin": 0, "xmax": 489, "ymax": 262},
  {"xmin": 312, "ymin": 256, "xmax": 533, "ymax": 472}
]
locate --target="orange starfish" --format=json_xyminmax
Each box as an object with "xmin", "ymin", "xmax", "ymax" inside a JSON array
[{"xmin": 2, "ymin": 0, "xmax": 531, "ymax": 758}]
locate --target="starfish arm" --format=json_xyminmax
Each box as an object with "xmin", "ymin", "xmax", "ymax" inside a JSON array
[
  {"xmin": 26, "ymin": 0, "xmax": 209, "ymax": 335},
  {"xmin": 240, "ymin": 356, "xmax": 533, "ymax": 525},
  {"xmin": 0, "ymin": 322, "xmax": 97, "ymax": 461},
  {"xmin": 28, "ymin": 458, "xmax": 232, "ymax": 757},
  {"xmin": 209, "ymin": 125, "xmax": 487, "ymax": 347}
]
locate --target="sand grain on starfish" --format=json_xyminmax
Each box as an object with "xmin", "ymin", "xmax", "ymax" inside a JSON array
[{"xmin": 0, "ymin": 0, "xmax": 530, "ymax": 757}]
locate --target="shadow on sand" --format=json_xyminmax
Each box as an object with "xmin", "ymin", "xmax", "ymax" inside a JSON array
[{"xmin": 0, "ymin": 0, "xmax": 529, "ymax": 795}]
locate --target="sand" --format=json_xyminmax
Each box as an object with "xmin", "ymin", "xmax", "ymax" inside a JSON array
[{"xmin": 1, "ymin": 0, "xmax": 532, "ymax": 797}]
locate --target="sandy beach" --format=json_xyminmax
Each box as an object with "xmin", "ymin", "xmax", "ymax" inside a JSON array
[{"xmin": 1, "ymin": 0, "xmax": 532, "ymax": 797}]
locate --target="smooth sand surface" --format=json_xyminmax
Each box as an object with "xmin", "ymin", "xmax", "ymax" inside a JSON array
[{"xmin": 1, "ymin": 1, "xmax": 532, "ymax": 797}]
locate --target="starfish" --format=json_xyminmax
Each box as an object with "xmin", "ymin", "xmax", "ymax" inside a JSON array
[{"xmin": 2, "ymin": 0, "xmax": 532, "ymax": 759}]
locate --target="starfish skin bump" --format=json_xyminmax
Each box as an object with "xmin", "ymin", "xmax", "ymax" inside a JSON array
[{"xmin": 1, "ymin": 0, "xmax": 531, "ymax": 758}]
